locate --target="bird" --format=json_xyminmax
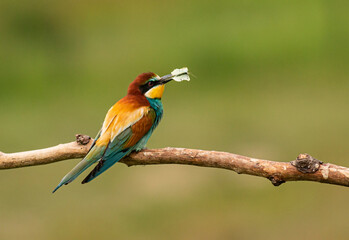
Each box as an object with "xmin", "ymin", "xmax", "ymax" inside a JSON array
[{"xmin": 53, "ymin": 69, "xmax": 189, "ymax": 193}]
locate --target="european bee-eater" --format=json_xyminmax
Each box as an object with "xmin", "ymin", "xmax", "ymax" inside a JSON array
[{"xmin": 53, "ymin": 68, "xmax": 190, "ymax": 193}]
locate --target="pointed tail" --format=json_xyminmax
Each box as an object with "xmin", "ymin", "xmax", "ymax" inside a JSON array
[
  {"xmin": 81, "ymin": 149, "xmax": 131, "ymax": 184},
  {"xmin": 52, "ymin": 145, "xmax": 106, "ymax": 193}
]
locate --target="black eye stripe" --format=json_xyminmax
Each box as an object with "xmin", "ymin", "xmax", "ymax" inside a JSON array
[{"xmin": 139, "ymin": 80, "xmax": 160, "ymax": 94}]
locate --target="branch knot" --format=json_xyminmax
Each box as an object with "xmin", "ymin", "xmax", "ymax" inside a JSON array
[
  {"xmin": 268, "ymin": 175, "xmax": 285, "ymax": 186},
  {"xmin": 290, "ymin": 153, "xmax": 323, "ymax": 174},
  {"xmin": 75, "ymin": 134, "xmax": 91, "ymax": 145}
]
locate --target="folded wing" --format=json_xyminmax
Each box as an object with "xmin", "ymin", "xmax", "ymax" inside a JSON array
[
  {"xmin": 81, "ymin": 107, "xmax": 156, "ymax": 183},
  {"xmin": 53, "ymin": 97, "xmax": 153, "ymax": 192}
]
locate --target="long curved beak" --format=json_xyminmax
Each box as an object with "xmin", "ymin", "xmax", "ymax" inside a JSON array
[{"xmin": 159, "ymin": 74, "xmax": 173, "ymax": 84}]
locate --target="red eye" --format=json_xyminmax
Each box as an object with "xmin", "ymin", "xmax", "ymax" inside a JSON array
[{"xmin": 148, "ymin": 81, "xmax": 154, "ymax": 87}]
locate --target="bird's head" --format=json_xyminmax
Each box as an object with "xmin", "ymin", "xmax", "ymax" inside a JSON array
[{"xmin": 127, "ymin": 72, "xmax": 173, "ymax": 99}]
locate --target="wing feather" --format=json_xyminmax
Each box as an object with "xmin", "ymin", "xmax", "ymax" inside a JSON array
[
  {"xmin": 81, "ymin": 109, "xmax": 155, "ymax": 183},
  {"xmin": 124, "ymin": 108, "xmax": 156, "ymax": 148},
  {"xmin": 110, "ymin": 106, "xmax": 148, "ymax": 141}
]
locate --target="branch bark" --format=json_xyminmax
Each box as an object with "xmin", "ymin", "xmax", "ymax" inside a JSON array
[{"xmin": 1, "ymin": 135, "xmax": 348, "ymax": 187}]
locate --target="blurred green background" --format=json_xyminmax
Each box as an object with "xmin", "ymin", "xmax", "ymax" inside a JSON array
[{"xmin": 1, "ymin": 0, "xmax": 349, "ymax": 239}]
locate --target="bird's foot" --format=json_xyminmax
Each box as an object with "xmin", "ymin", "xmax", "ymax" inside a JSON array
[{"xmin": 135, "ymin": 147, "xmax": 147, "ymax": 152}]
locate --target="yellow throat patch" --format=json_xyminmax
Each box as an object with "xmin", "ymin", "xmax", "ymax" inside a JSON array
[{"xmin": 145, "ymin": 84, "xmax": 165, "ymax": 99}]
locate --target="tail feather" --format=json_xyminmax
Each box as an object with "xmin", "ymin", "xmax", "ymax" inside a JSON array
[
  {"xmin": 52, "ymin": 145, "xmax": 106, "ymax": 193},
  {"xmin": 81, "ymin": 149, "xmax": 131, "ymax": 184}
]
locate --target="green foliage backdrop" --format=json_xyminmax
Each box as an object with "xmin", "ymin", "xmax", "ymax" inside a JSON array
[{"xmin": 0, "ymin": 0, "xmax": 349, "ymax": 239}]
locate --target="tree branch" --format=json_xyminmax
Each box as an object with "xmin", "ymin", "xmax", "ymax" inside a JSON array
[{"xmin": 1, "ymin": 135, "xmax": 348, "ymax": 187}]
